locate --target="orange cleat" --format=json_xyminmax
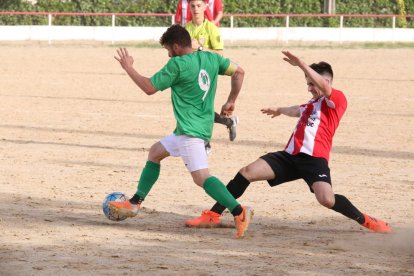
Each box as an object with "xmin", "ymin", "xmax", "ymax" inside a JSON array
[
  {"xmin": 185, "ymin": 210, "xmax": 222, "ymax": 228},
  {"xmin": 109, "ymin": 200, "xmax": 140, "ymax": 218},
  {"xmin": 362, "ymin": 213, "xmax": 392, "ymax": 233},
  {"xmin": 234, "ymin": 206, "xmax": 254, "ymax": 239}
]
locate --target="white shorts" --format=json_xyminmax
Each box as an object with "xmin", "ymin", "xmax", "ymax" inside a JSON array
[{"xmin": 160, "ymin": 134, "xmax": 208, "ymax": 172}]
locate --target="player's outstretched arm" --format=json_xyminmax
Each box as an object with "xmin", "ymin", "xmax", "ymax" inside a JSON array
[
  {"xmin": 115, "ymin": 48, "xmax": 157, "ymax": 95},
  {"xmin": 282, "ymin": 50, "xmax": 331, "ymax": 98},
  {"xmin": 261, "ymin": 106, "xmax": 300, "ymax": 118},
  {"xmin": 221, "ymin": 65, "xmax": 245, "ymax": 116}
]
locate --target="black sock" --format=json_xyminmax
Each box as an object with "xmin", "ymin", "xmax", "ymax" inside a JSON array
[
  {"xmin": 211, "ymin": 172, "xmax": 251, "ymax": 215},
  {"xmin": 130, "ymin": 194, "xmax": 144, "ymax": 205},
  {"xmin": 331, "ymin": 194, "xmax": 365, "ymax": 224},
  {"xmin": 231, "ymin": 204, "xmax": 243, "ymax": 217},
  {"xmin": 214, "ymin": 112, "xmax": 232, "ymax": 127}
]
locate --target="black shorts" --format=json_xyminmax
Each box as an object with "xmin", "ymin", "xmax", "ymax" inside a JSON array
[{"xmin": 260, "ymin": 151, "xmax": 331, "ymax": 192}]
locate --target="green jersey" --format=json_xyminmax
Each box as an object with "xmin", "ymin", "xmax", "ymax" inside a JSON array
[
  {"xmin": 150, "ymin": 51, "xmax": 231, "ymax": 140},
  {"xmin": 186, "ymin": 20, "xmax": 224, "ymax": 50}
]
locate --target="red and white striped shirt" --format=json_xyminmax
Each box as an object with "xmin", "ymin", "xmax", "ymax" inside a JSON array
[{"xmin": 284, "ymin": 88, "xmax": 347, "ymax": 161}]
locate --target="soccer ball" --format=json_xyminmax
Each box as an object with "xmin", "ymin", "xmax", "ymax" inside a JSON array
[{"xmin": 102, "ymin": 192, "xmax": 130, "ymax": 221}]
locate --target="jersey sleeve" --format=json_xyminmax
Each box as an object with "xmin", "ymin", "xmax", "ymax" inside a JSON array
[
  {"xmin": 217, "ymin": 55, "xmax": 233, "ymax": 75},
  {"xmin": 150, "ymin": 59, "xmax": 179, "ymax": 92},
  {"xmin": 326, "ymin": 89, "xmax": 347, "ymax": 112}
]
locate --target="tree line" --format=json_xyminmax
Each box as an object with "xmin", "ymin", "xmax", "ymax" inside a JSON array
[{"xmin": 0, "ymin": 0, "xmax": 413, "ymax": 28}]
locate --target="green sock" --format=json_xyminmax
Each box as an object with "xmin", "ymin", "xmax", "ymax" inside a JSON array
[
  {"xmin": 136, "ymin": 161, "xmax": 160, "ymax": 199},
  {"xmin": 203, "ymin": 176, "xmax": 239, "ymax": 212}
]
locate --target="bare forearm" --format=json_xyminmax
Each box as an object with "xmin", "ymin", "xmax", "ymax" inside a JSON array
[
  {"xmin": 261, "ymin": 105, "xmax": 299, "ymax": 118},
  {"xmin": 115, "ymin": 47, "xmax": 157, "ymax": 95},
  {"xmin": 124, "ymin": 67, "xmax": 157, "ymax": 95},
  {"xmin": 279, "ymin": 105, "xmax": 300, "ymax": 117},
  {"xmin": 298, "ymin": 60, "xmax": 331, "ymax": 97},
  {"xmin": 282, "ymin": 50, "xmax": 331, "ymax": 97},
  {"xmin": 227, "ymin": 67, "xmax": 245, "ymax": 103}
]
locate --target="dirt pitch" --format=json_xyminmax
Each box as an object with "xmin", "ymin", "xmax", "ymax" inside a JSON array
[{"xmin": 0, "ymin": 42, "xmax": 413, "ymax": 275}]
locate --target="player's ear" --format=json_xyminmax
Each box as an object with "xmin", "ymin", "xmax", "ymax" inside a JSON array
[{"xmin": 172, "ymin": 43, "xmax": 180, "ymax": 52}]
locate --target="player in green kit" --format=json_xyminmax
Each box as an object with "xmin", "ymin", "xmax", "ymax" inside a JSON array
[{"xmin": 109, "ymin": 24, "xmax": 252, "ymax": 239}]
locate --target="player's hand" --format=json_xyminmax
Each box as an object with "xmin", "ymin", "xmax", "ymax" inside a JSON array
[
  {"xmin": 282, "ymin": 50, "xmax": 301, "ymax": 67},
  {"xmin": 221, "ymin": 101, "xmax": 235, "ymax": 117},
  {"xmin": 261, "ymin": 107, "xmax": 281, "ymax": 118},
  {"xmin": 191, "ymin": 39, "xmax": 201, "ymax": 50},
  {"xmin": 114, "ymin": 48, "xmax": 134, "ymax": 71}
]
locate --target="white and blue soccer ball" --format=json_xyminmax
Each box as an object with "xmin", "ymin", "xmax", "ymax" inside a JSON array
[{"xmin": 102, "ymin": 192, "xmax": 130, "ymax": 221}]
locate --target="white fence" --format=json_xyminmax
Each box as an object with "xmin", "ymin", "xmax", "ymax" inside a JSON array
[
  {"xmin": 0, "ymin": 25, "xmax": 413, "ymax": 44},
  {"xmin": 0, "ymin": 12, "xmax": 413, "ymax": 43}
]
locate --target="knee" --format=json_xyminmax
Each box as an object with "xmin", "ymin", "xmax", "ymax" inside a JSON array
[
  {"xmin": 312, "ymin": 182, "xmax": 335, "ymax": 208},
  {"xmin": 148, "ymin": 143, "xmax": 167, "ymax": 163},
  {"xmin": 238, "ymin": 166, "xmax": 251, "ymax": 182},
  {"xmin": 316, "ymin": 194, "xmax": 335, "ymax": 208},
  {"xmin": 192, "ymin": 171, "xmax": 211, "ymax": 188},
  {"xmin": 147, "ymin": 145, "xmax": 159, "ymax": 161},
  {"xmin": 192, "ymin": 174, "xmax": 207, "ymax": 187}
]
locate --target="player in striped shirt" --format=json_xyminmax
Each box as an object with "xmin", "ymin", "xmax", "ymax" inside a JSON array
[{"xmin": 186, "ymin": 50, "xmax": 392, "ymax": 234}]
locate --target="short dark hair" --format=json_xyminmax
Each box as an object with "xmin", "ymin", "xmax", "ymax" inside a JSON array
[
  {"xmin": 159, "ymin": 24, "xmax": 192, "ymax": 48},
  {"xmin": 309, "ymin": 61, "xmax": 334, "ymax": 79}
]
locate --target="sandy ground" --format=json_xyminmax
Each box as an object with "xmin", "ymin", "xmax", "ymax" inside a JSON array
[{"xmin": 0, "ymin": 42, "xmax": 413, "ymax": 275}]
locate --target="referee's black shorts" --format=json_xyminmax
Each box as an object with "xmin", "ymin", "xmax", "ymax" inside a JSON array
[{"xmin": 260, "ymin": 151, "xmax": 331, "ymax": 192}]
